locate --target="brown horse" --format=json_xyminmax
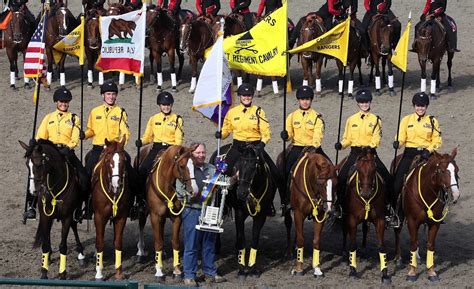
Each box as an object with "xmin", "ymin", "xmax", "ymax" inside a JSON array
[
  {"xmin": 413, "ymin": 18, "xmax": 454, "ymax": 99},
  {"xmin": 19, "ymin": 140, "xmax": 85, "ymax": 280},
  {"xmin": 91, "ymin": 138, "xmax": 131, "ymax": 280},
  {"xmin": 179, "ymin": 15, "xmax": 214, "ymax": 93},
  {"xmin": 4, "ymin": 7, "xmax": 34, "ymax": 89},
  {"xmin": 147, "ymin": 7, "xmax": 184, "ymax": 92},
  {"xmin": 84, "ymin": 8, "xmax": 105, "ymax": 87},
  {"xmin": 287, "ymin": 152, "xmax": 337, "ymax": 277},
  {"xmin": 393, "ymin": 149, "xmax": 460, "ymax": 282},
  {"xmin": 297, "ymin": 14, "xmax": 325, "ymax": 96},
  {"xmin": 44, "ymin": 2, "xmax": 79, "ymax": 88},
  {"xmin": 368, "ymin": 14, "xmax": 400, "ymax": 96},
  {"xmin": 135, "ymin": 145, "xmax": 193, "ymax": 281},
  {"xmin": 340, "ymin": 147, "xmax": 391, "ymax": 283}
]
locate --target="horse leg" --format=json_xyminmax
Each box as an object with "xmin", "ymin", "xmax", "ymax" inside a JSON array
[
  {"xmin": 394, "ymin": 226, "xmax": 403, "ymax": 268},
  {"xmin": 168, "ymin": 49, "xmax": 177, "ymax": 92},
  {"xmin": 247, "ymin": 214, "xmax": 267, "ymax": 277},
  {"xmin": 315, "ymin": 58, "xmax": 323, "ymax": 97},
  {"xmin": 406, "ymin": 217, "xmax": 420, "ymax": 281},
  {"xmin": 113, "ymin": 216, "xmax": 127, "ymax": 280},
  {"xmin": 426, "ymin": 223, "xmax": 441, "ymax": 282},
  {"xmin": 58, "ymin": 217, "xmax": 73, "ymax": 280},
  {"xmin": 87, "ymin": 54, "xmax": 94, "ymax": 87},
  {"xmin": 136, "ymin": 212, "xmax": 148, "ymax": 264},
  {"xmin": 430, "ymin": 60, "xmax": 441, "ymax": 99},
  {"xmin": 94, "ymin": 214, "xmax": 106, "ymax": 280},
  {"xmin": 46, "ymin": 49, "xmax": 53, "ymax": 88},
  {"xmin": 292, "ymin": 209, "xmax": 305, "ymax": 276},
  {"xmin": 59, "ymin": 55, "xmax": 67, "ymax": 87},
  {"xmin": 150, "ymin": 210, "xmax": 165, "ymax": 280},
  {"xmin": 177, "ymin": 48, "xmax": 184, "ymax": 84},
  {"xmin": 189, "ymin": 55, "xmax": 197, "ymax": 93},
  {"xmin": 382, "ymin": 56, "xmax": 387, "ymax": 85},
  {"xmin": 337, "ymin": 60, "xmax": 344, "ymax": 97},
  {"xmin": 358, "ymin": 58, "xmax": 363, "ymax": 85},
  {"xmin": 155, "ymin": 51, "xmax": 163, "ymax": 92},
  {"xmin": 375, "ymin": 218, "xmax": 391, "ymax": 284},
  {"xmin": 374, "ymin": 55, "xmax": 382, "ymax": 96},
  {"xmin": 361, "ymin": 221, "xmax": 368, "ymax": 258},
  {"xmin": 420, "ymin": 58, "xmax": 427, "ymax": 92},
  {"xmin": 284, "ymin": 209, "xmax": 293, "ymax": 259},
  {"xmin": 347, "ymin": 217, "xmax": 359, "ymax": 278},
  {"xmin": 118, "ymin": 72, "xmax": 125, "ymax": 90},
  {"xmin": 369, "ymin": 61, "xmax": 374, "ymax": 84},
  {"xmin": 149, "ymin": 50, "xmax": 155, "ymax": 84},
  {"xmin": 171, "ymin": 216, "xmax": 183, "ymax": 279},
  {"xmin": 301, "ymin": 57, "xmax": 310, "ymax": 87},
  {"xmin": 256, "ymin": 76, "xmax": 263, "ymax": 97},
  {"xmin": 39, "ymin": 218, "xmax": 53, "ymax": 279},
  {"xmin": 6, "ymin": 47, "xmax": 17, "ymax": 89},
  {"xmin": 447, "ymin": 51, "xmax": 454, "ymax": 88},
  {"xmin": 234, "ymin": 209, "xmax": 247, "ymax": 279},
  {"xmin": 387, "ymin": 58, "xmax": 395, "ymax": 96},
  {"xmin": 70, "ymin": 221, "xmax": 86, "ymax": 267},
  {"xmin": 22, "ymin": 51, "xmax": 31, "ymax": 89},
  {"xmin": 311, "ymin": 221, "xmax": 324, "ymax": 278},
  {"xmin": 271, "ymin": 76, "xmax": 279, "ymax": 95},
  {"xmin": 347, "ymin": 61, "xmax": 356, "ymax": 99}
]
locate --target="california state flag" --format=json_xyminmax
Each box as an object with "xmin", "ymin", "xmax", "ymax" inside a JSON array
[{"xmin": 96, "ymin": 6, "xmax": 145, "ymax": 76}]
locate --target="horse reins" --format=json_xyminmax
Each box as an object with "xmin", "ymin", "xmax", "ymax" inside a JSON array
[
  {"xmin": 351, "ymin": 157, "xmax": 380, "ymax": 220},
  {"xmin": 98, "ymin": 150, "xmax": 127, "ymax": 218}
]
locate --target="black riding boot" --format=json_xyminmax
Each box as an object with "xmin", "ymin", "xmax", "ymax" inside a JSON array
[
  {"xmin": 24, "ymin": 194, "xmax": 37, "ymax": 220},
  {"xmin": 444, "ymin": 19, "xmax": 459, "ymax": 52}
]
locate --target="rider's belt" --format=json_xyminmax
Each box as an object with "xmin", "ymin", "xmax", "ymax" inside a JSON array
[
  {"xmin": 233, "ymin": 140, "xmax": 260, "ymax": 147},
  {"xmin": 55, "ymin": 144, "xmax": 66, "ymax": 149},
  {"xmin": 404, "ymin": 147, "xmax": 424, "ymax": 156},
  {"xmin": 93, "ymin": 145, "xmax": 104, "ymax": 151},
  {"xmin": 152, "ymin": 142, "xmax": 171, "ymax": 149}
]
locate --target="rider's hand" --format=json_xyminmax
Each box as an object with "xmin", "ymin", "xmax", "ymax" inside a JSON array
[
  {"xmin": 421, "ymin": 149, "xmax": 431, "ymax": 160},
  {"xmin": 59, "ymin": 147, "xmax": 71, "ymax": 155},
  {"xmin": 280, "ymin": 130, "xmax": 289, "ymax": 141},
  {"xmin": 334, "ymin": 142, "xmax": 342, "ymax": 151},
  {"xmin": 29, "ymin": 138, "xmax": 36, "ymax": 147},
  {"xmin": 215, "ymin": 131, "xmax": 222, "ymax": 139},
  {"xmin": 393, "ymin": 141, "xmax": 399, "ymax": 150},
  {"xmin": 79, "ymin": 130, "xmax": 86, "ymax": 140}
]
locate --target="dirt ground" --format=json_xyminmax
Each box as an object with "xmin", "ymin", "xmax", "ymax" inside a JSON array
[{"xmin": 0, "ymin": 0, "xmax": 473, "ymax": 288}]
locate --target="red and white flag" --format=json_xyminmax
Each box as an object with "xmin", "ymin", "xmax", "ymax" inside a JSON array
[{"xmin": 24, "ymin": 11, "xmax": 48, "ymax": 79}]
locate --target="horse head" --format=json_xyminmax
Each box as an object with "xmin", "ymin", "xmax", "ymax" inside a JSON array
[
  {"xmin": 100, "ymin": 138, "xmax": 127, "ymax": 195},
  {"xmin": 106, "ymin": 0, "xmax": 128, "ymax": 16},
  {"xmin": 299, "ymin": 16, "xmax": 324, "ymax": 59},
  {"xmin": 416, "ymin": 22, "xmax": 434, "ymax": 63},
  {"xmin": 179, "ymin": 16, "xmax": 194, "ymax": 52},
  {"xmin": 234, "ymin": 145, "xmax": 260, "ymax": 202},
  {"xmin": 171, "ymin": 146, "xmax": 194, "ymax": 195},
  {"xmin": 355, "ymin": 147, "xmax": 379, "ymax": 200},
  {"xmin": 10, "ymin": 10, "xmax": 28, "ymax": 43},
  {"xmin": 309, "ymin": 153, "xmax": 337, "ymax": 213},
  {"xmin": 50, "ymin": 4, "xmax": 78, "ymax": 39},
  {"xmin": 371, "ymin": 15, "xmax": 394, "ymax": 56},
  {"xmin": 85, "ymin": 9, "xmax": 102, "ymax": 49},
  {"xmin": 429, "ymin": 148, "xmax": 460, "ymax": 203},
  {"xmin": 224, "ymin": 14, "xmax": 245, "ymax": 37}
]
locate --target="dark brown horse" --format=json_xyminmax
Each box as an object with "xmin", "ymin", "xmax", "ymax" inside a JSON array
[
  {"xmin": 135, "ymin": 145, "xmax": 193, "ymax": 280},
  {"xmin": 287, "ymin": 151, "xmax": 337, "ymax": 277},
  {"xmin": 84, "ymin": 8, "xmax": 105, "ymax": 87},
  {"xmin": 147, "ymin": 7, "xmax": 184, "ymax": 92},
  {"xmin": 19, "ymin": 140, "xmax": 85, "ymax": 280},
  {"xmin": 179, "ymin": 15, "xmax": 214, "ymax": 93},
  {"xmin": 4, "ymin": 7, "xmax": 34, "ymax": 89},
  {"xmin": 90, "ymin": 138, "xmax": 131, "ymax": 280},
  {"xmin": 413, "ymin": 18, "xmax": 454, "ymax": 99},
  {"xmin": 368, "ymin": 14, "xmax": 400, "ymax": 96},
  {"xmin": 44, "ymin": 2, "xmax": 79, "ymax": 88},
  {"xmin": 339, "ymin": 147, "xmax": 391, "ymax": 283},
  {"xmin": 297, "ymin": 14, "xmax": 325, "ymax": 96},
  {"xmin": 392, "ymin": 149, "xmax": 460, "ymax": 282}
]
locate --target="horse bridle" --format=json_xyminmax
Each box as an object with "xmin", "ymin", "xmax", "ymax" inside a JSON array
[
  {"xmin": 10, "ymin": 10, "xmax": 28, "ymax": 43},
  {"xmin": 173, "ymin": 152, "xmax": 192, "ymax": 186},
  {"xmin": 355, "ymin": 157, "xmax": 378, "ymax": 194}
]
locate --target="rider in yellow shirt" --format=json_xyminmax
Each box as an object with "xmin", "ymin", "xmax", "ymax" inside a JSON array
[
  {"xmin": 334, "ymin": 88, "xmax": 392, "ymax": 217},
  {"xmin": 391, "ymin": 92, "xmax": 442, "ymax": 227}
]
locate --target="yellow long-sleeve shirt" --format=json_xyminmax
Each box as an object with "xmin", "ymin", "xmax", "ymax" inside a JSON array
[
  {"xmin": 141, "ymin": 112, "xmax": 184, "ymax": 145},
  {"xmin": 286, "ymin": 108, "xmax": 324, "ymax": 147},
  {"xmin": 36, "ymin": 110, "xmax": 80, "ymax": 149},
  {"xmin": 222, "ymin": 104, "xmax": 271, "ymax": 144},
  {"xmin": 396, "ymin": 113, "xmax": 442, "ymax": 152},
  {"xmin": 341, "ymin": 111, "xmax": 382, "ymax": 149},
  {"xmin": 84, "ymin": 104, "xmax": 130, "ymax": 146}
]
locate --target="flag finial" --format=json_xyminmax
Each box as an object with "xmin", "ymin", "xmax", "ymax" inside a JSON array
[{"xmin": 409, "ymin": 11, "xmax": 412, "ymax": 20}]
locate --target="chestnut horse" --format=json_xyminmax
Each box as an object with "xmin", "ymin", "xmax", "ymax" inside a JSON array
[
  {"xmin": 84, "ymin": 8, "xmax": 105, "ymax": 87},
  {"xmin": 4, "ymin": 7, "xmax": 34, "ymax": 89},
  {"xmin": 135, "ymin": 145, "xmax": 193, "ymax": 281},
  {"xmin": 90, "ymin": 138, "xmax": 131, "ymax": 280},
  {"xmin": 288, "ymin": 152, "xmax": 337, "ymax": 277},
  {"xmin": 413, "ymin": 19, "xmax": 453, "ymax": 99},
  {"xmin": 340, "ymin": 147, "xmax": 391, "ymax": 283},
  {"xmin": 392, "ymin": 149, "xmax": 460, "ymax": 282},
  {"xmin": 368, "ymin": 14, "xmax": 401, "ymax": 96},
  {"xmin": 19, "ymin": 140, "xmax": 85, "ymax": 280}
]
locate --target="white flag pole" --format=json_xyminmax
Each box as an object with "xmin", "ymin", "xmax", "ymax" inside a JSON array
[{"xmin": 217, "ymin": 17, "xmax": 225, "ymax": 157}]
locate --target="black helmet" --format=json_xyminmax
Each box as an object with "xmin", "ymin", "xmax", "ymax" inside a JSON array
[
  {"xmin": 53, "ymin": 87, "xmax": 72, "ymax": 102},
  {"xmin": 237, "ymin": 83, "xmax": 255, "ymax": 96},
  {"xmin": 100, "ymin": 81, "xmax": 118, "ymax": 94},
  {"xmin": 296, "ymin": 85, "xmax": 314, "ymax": 99},
  {"xmin": 412, "ymin": 92, "xmax": 429, "ymax": 106},
  {"xmin": 157, "ymin": 91, "xmax": 174, "ymax": 105},
  {"xmin": 355, "ymin": 88, "xmax": 373, "ymax": 103}
]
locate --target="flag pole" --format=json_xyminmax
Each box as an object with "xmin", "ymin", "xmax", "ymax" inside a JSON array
[
  {"xmin": 216, "ymin": 17, "xmax": 224, "ymax": 157},
  {"xmin": 335, "ymin": 65, "xmax": 346, "ymax": 165},
  {"xmin": 80, "ymin": 13, "xmax": 84, "ymax": 164},
  {"xmin": 282, "ymin": 1, "xmax": 289, "ymax": 211}
]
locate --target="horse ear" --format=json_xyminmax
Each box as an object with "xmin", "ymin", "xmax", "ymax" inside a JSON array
[
  {"xmin": 105, "ymin": 138, "xmax": 111, "ymax": 146},
  {"xmin": 119, "ymin": 136, "xmax": 126, "ymax": 148},
  {"xmin": 19, "ymin": 140, "xmax": 29, "ymax": 151},
  {"xmin": 451, "ymin": 147, "xmax": 458, "ymax": 159}
]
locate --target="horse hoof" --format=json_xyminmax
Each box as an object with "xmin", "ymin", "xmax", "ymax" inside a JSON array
[
  {"xmin": 136, "ymin": 255, "xmax": 147, "ymax": 264},
  {"xmin": 188, "ymin": 88, "xmax": 195, "ymax": 94},
  {"xmin": 10, "ymin": 84, "xmax": 17, "ymax": 90},
  {"xmin": 349, "ymin": 268, "xmax": 358, "ymax": 279},
  {"xmin": 171, "ymin": 86, "xmax": 178, "ymax": 92},
  {"xmin": 406, "ymin": 275, "xmax": 417, "ymax": 282},
  {"xmin": 381, "ymin": 275, "xmax": 392, "ymax": 284},
  {"xmin": 155, "ymin": 276, "xmax": 165, "ymax": 282},
  {"xmin": 447, "ymin": 85, "xmax": 454, "ymax": 92},
  {"xmin": 156, "ymin": 86, "xmax": 162, "ymax": 92},
  {"xmin": 430, "ymin": 94, "xmax": 437, "ymax": 100},
  {"xmin": 348, "ymin": 93, "xmax": 353, "ymax": 99},
  {"xmin": 389, "ymin": 89, "xmax": 396, "ymax": 97},
  {"xmin": 59, "ymin": 272, "xmax": 67, "ymax": 280},
  {"xmin": 376, "ymin": 89, "xmax": 382, "ymax": 96},
  {"xmin": 173, "ymin": 273, "xmax": 183, "ymax": 281},
  {"xmin": 248, "ymin": 268, "xmax": 262, "ymax": 278},
  {"xmin": 256, "ymin": 91, "xmax": 262, "ymax": 98},
  {"xmin": 87, "ymin": 83, "xmax": 93, "ymax": 88},
  {"xmin": 395, "ymin": 258, "xmax": 404, "ymax": 269},
  {"xmin": 428, "ymin": 275, "xmax": 440, "ymax": 283},
  {"xmin": 237, "ymin": 270, "xmax": 247, "ymax": 280},
  {"xmin": 291, "ymin": 269, "xmax": 304, "ymax": 276},
  {"xmin": 24, "ymin": 83, "xmax": 31, "ymax": 90}
]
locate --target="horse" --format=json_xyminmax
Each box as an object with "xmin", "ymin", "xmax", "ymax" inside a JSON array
[
  {"xmin": 84, "ymin": 8, "xmax": 105, "ymax": 87},
  {"xmin": 19, "ymin": 140, "xmax": 85, "ymax": 280},
  {"xmin": 4, "ymin": 6, "xmax": 34, "ymax": 89},
  {"xmin": 297, "ymin": 14, "xmax": 325, "ymax": 96},
  {"xmin": 179, "ymin": 15, "xmax": 214, "ymax": 93},
  {"xmin": 135, "ymin": 145, "xmax": 193, "ymax": 281},
  {"xmin": 413, "ymin": 18, "xmax": 454, "ymax": 99},
  {"xmin": 368, "ymin": 13, "xmax": 401, "ymax": 96},
  {"xmin": 286, "ymin": 151, "xmax": 337, "ymax": 277},
  {"xmin": 211, "ymin": 144, "xmax": 277, "ymax": 279},
  {"xmin": 44, "ymin": 2, "xmax": 79, "ymax": 88},
  {"xmin": 392, "ymin": 149, "xmax": 460, "ymax": 282},
  {"xmin": 90, "ymin": 138, "xmax": 131, "ymax": 280},
  {"xmin": 147, "ymin": 7, "xmax": 184, "ymax": 92},
  {"xmin": 339, "ymin": 147, "xmax": 391, "ymax": 283}
]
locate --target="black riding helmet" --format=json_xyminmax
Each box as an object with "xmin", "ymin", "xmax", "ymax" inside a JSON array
[
  {"xmin": 53, "ymin": 87, "xmax": 72, "ymax": 102},
  {"xmin": 237, "ymin": 83, "xmax": 255, "ymax": 96},
  {"xmin": 412, "ymin": 92, "xmax": 429, "ymax": 106},
  {"xmin": 355, "ymin": 88, "xmax": 373, "ymax": 103},
  {"xmin": 100, "ymin": 81, "xmax": 118, "ymax": 94},
  {"xmin": 157, "ymin": 91, "xmax": 174, "ymax": 105},
  {"xmin": 296, "ymin": 85, "xmax": 314, "ymax": 99}
]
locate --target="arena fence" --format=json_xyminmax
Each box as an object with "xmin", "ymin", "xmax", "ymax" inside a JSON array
[{"xmin": 0, "ymin": 278, "xmax": 139, "ymax": 288}]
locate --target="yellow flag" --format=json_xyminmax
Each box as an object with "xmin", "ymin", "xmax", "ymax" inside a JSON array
[
  {"xmin": 223, "ymin": 1, "xmax": 287, "ymax": 77},
  {"xmin": 391, "ymin": 19, "xmax": 411, "ymax": 73},
  {"xmin": 53, "ymin": 16, "xmax": 84, "ymax": 65},
  {"xmin": 288, "ymin": 17, "xmax": 350, "ymax": 66}
]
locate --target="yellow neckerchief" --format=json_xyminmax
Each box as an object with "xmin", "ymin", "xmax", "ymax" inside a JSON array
[
  {"xmin": 350, "ymin": 170, "xmax": 380, "ymax": 220},
  {"xmin": 416, "ymin": 163, "xmax": 449, "ymax": 222},
  {"xmin": 246, "ymin": 162, "xmax": 270, "ymax": 217},
  {"xmin": 42, "ymin": 162, "xmax": 70, "ymax": 217}
]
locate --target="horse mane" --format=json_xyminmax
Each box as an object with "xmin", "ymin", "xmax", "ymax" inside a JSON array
[{"xmin": 156, "ymin": 8, "xmax": 176, "ymax": 30}]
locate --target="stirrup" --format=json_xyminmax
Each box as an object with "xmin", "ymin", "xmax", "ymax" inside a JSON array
[
  {"xmin": 24, "ymin": 207, "xmax": 36, "ymax": 220},
  {"xmin": 385, "ymin": 214, "xmax": 400, "ymax": 228}
]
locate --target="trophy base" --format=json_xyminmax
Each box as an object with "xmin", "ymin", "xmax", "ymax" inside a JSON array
[{"xmin": 195, "ymin": 224, "xmax": 224, "ymax": 233}]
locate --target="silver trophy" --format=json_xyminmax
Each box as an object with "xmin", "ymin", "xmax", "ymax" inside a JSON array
[{"xmin": 195, "ymin": 174, "xmax": 230, "ymax": 233}]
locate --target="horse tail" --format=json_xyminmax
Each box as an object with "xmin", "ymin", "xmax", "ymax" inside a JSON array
[{"xmin": 33, "ymin": 222, "xmax": 44, "ymax": 249}]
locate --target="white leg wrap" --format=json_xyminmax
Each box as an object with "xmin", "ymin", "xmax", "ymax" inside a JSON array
[
  {"xmin": 60, "ymin": 73, "xmax": 66, "ymax": 86},
  {"xmin": 375, "ymin": 76, "xmax": 381, "ymax": 90},
  {"xmin": 314, "ymin": 267, "xmax": 324, "ymax": 276},
  {"xmin": 237, "ymin": 77, "xmax": 243, "ymax": 88},
  {"xmin": 24, "ymin": 77, "xmax": 30, "ymax": 83},
  {"xmin": 77, "ymin": 253, "xmax": 85, "ymax": 260},
  {"xmin": 189, "ymin": 77, "xmax": 197, "ymax": 92},
  {"xmin": 157, "ymin": 73, "xmax": 163, "ymax": 86},
  {"xmin": 302, "ymin": 79, "xmax": 309, "ymax": 86},
  {"xmin": 119, "ymin": 72, "xmax": 125, "ymax": 85},
  {"xmin": 88, "ymin": 70, "xmax": 93, "ymax": 84},
  {"xmin": 171, "ymin": 73, "xmax": 177, "ymax": 87},
  {"xmin": 256, "ymin": 78, "xmax": 263, "ymax": 91},
  {"xmin": 95, "ymin": 267, "xmax": 103, "ymax": 280},
  {"xmin": 316, "ymin": 79, "xmax": 321, "ymax": 92},
  {"xmin": 47, "ymin": 72, "xmax": 52, "ymax": 85},
  {"xmin": 98, "ymin": 72, "xmax": 104, "ymax": 85},
  {"xmin": 10, "ymin": 72, "xmax": 15, "ymax": 85},
  {"xmin": 338, "ymin": 80, "xmax": 344, "ymax": 93},
  {"xmin": 272, "ymin": 80, "xmax": 279, "ymax": 94},
  {"xmin": 155, "ymin": 266, "xmax": 164, "ymax": 277},
  {"xmin": 421, "ymin": 78, "xmax": 426, "ymax": 92},
  {"xmin": 388, "ymin": 75, "xmax": 394, "ymax": 88},
  {"xmin": 348, "ymin": 80, "xmax": 354, "ymax": 95},
  {"xmin": 430, "ymin": 79, "xmax": 436, "ymax": 95}
]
